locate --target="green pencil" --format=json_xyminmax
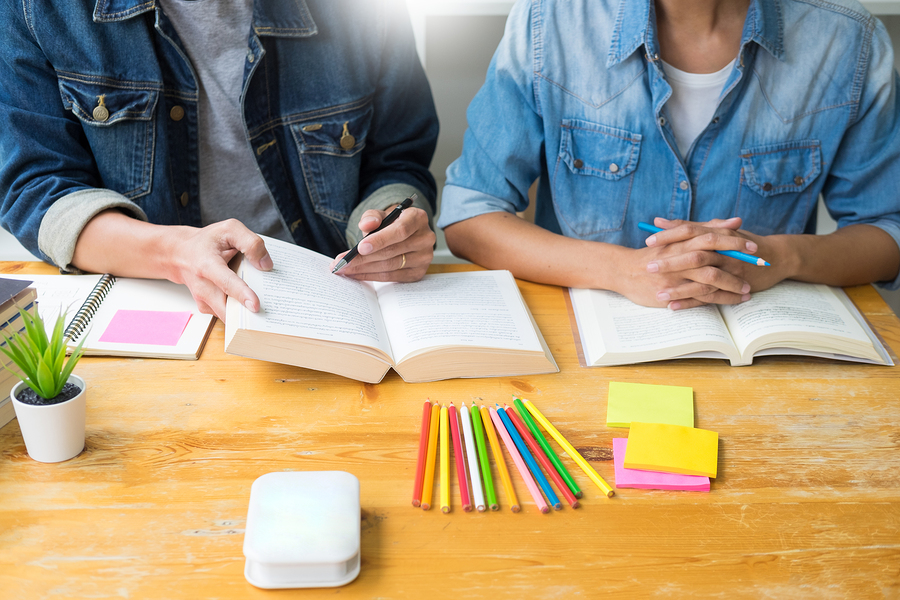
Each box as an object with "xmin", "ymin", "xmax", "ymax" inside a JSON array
[
  {"xmin": 470, "ymin": 403, "xmax": 499, "ymax": 511},
  {"xmin": 513, "ymin": 396, "xmax": 582, "ymax": 499}
]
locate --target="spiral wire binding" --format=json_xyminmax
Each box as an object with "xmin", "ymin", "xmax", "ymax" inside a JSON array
[{"xmin": 63, "ymin": 274, "xmax": 116, "ymax": 343}]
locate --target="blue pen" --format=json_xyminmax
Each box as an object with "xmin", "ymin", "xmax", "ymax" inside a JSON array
[
  {"xmin": 496, "ymin": 404, "xmax": 563, "ymax": 510},
  {"xmin": 638, "ymin": 221, "xmax": 771, "ymax": 266}
]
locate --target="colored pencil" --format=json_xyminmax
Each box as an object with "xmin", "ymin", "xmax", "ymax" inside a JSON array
[
  {"xmin": 497, "ymin": 405, "xmax": 562, "ymax": 511},
  {"xmin": 448, "ymin": 402, "xmax": 473, "ymax": 512},
  {"xmin": 471, "ymin": 404, "xmax": 499, "ymax": 510},
  {"xmin": 481, "ymin": 405, "xmax": 519, "ymax": 512},
  {"xmin": 489, "ymin": 407, "xmax": 548, "ymax": 513},
  {"xmin": 506, "ymin": 404, "xmax": 579, "ymax": 509},
  {"xmin": 412, "ymin": 400, "xmax": 432, "ymax": 507},
  {"xmin": 638, "ymin": 221, "xmax": 771, "ymax": 266},
  {"xmin": 440, "ymin": 404, "xmax": 451, "ymax": 513},
  {"xmin": 421, "ymin": 402, "xmax": 441, "ymax": 510},
  {"xmin": 522, "ymin": 399, "xmax": 615, "ymax": 498},
  {"xmin": 460, "ymin": 403, "xmax": 486, "ymax": 512},
  {"xmin": 513, "ymin": 396, "xmax": 582, "ymax": 498}
]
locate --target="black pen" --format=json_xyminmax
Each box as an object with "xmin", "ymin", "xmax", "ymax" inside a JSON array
[{"xmin": 331, "ymin": 194, "xmax": 416, "ymax": 273}]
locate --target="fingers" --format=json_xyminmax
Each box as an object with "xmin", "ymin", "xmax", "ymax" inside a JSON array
[
  {"xmin": 645, "ymin": 222, "xmax": 759, "ymax": 255},
  {"xmin": 338, "ymin": 207, "xmax": 435, "ymax": 281},
  {"xmin": 355, "ymin": 207, "xmax": 430, "ymax": 257}
]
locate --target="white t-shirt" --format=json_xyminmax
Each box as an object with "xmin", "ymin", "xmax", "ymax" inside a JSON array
[{"xmin": 661, "ymin": 59, "xmax": 735, "ymax": 158}]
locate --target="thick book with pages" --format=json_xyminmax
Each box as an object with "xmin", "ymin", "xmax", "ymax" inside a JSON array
[
  {"xmin": 568, "ymin": 280, "xmax": 893, "ymax": 367},
  {"xmin": 4, "ymin": 274, "xmax": 215, "ymax": 360},
  {"xmin": 225, "ymin": 238, "xmax": 558, "ymax": 383}
]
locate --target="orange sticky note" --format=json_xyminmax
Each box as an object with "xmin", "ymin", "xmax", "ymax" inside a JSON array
[{"xmin": 623, "ymin": 422, "xmax": 718, "ymax": 478}]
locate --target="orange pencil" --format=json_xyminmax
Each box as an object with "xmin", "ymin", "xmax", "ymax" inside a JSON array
[
  {"xmin": 420, "ymin": 402, "xmax": 441, "ymax": 510},
  {"xmin": 480, "ymin": 404, "xmax": 519, "ymax": 512},
  {"xmin": 507, "ymin": 404, "xmax": 579, "ymax": 509},
  {"xmin": 412, "ymin": 400, "xmax": 433, "ymax": 507},
  {"xmin": 440, "ymin": 404, "xmax": 451, "ymax": 513}
]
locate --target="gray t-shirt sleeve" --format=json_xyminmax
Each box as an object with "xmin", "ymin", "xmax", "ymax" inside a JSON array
[
  {"xmin": 38, "ymin": 188, "xmax": 148, "ymax": 273},
  {"xmin": 344, "ymin": 182, "xmax": 434, "ymax": 248}
]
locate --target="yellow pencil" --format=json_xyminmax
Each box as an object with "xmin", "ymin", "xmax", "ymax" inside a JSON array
[
  {"xmin": 522, "ymin": 399, "xmax": 615, "ymax": 498},
  {"xmin": 479, "ymin": 404, "xmax": 520, "ymax": 512},
  {"xmin": 440, "ymin": 403, "xmax": 451, "ymax": 513},
  {"xmin": 420, "ymin": 402, "xmax": 441, "ymax": 510}
]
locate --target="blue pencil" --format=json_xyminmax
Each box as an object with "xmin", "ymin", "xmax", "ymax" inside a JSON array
[
  {"xmin": 638, "ymin": 221, "xmax": 770, "ymax": 266},
  {"xmin": 496, "ymin": 405, "xmax": 563, "ymax": 510}
]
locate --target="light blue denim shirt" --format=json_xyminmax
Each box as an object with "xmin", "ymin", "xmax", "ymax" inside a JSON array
[{"xmin": 438, "ymin": 0, "xmax": 900, "ymax": 289}]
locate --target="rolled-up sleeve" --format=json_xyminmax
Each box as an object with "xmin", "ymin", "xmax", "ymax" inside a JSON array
[
  {"xmin": 822, "ymin": 19, "xmax": 900, "ymax": 289},
  {"xmin": 437, "ymin": 0, "xmax": 545, "ymax": 230}
]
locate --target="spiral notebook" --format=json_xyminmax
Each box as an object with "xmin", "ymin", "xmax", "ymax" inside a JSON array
[{"xmin": 4, "ymin": 274, "xmax": 215, "ymax": 360}]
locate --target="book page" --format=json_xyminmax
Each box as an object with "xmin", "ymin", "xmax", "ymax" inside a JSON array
[
  {"xmin": 239, "ymin": 239, "xmax": 393, "ymax": 357},
  {"xmin": 569, "ymin": 288, "xmax": 736, "ymax": 365},
  {"xmin": 374, "ymin": 270, "xmax": 542, "ymax": 363},
  {"xmin": 719, "ymin": 281, "xmax": 874, "ymax": 357}
]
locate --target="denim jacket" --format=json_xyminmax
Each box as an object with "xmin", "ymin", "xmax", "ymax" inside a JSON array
[
  {"xmin": 438, "ymin": 0, "xmax": 900, "ymax": 289},
  {"xmin": 0, "ymin": 0, "xmax": 438, "ymax": 268}
]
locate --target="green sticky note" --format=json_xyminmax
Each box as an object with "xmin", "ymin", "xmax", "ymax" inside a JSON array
[
  {"xmin": 624, "ymin": 422, "xmax": 718, "ymax": 478},
  {"xmin": 606, "ymin": 382, "xmax": 694, "ymax": 428}
]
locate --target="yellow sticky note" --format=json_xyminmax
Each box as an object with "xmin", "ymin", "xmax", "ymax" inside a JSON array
[
  {"xmin": 606, "ymin": 382, "xmax": 693, "ymax": 428},
  {"xmin": 624, "ymin": 422, "xmax": 718, "ymax": 478}
]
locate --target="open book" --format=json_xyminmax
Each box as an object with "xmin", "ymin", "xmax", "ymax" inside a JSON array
[
  {"xmin": 224, "ymin": 238, "xmax": 558, "ymax": 383},
  {"xmin": 569, "ymin": 280, "xmax": 894, "ymax": 367},
  {"xmin": 4, "ymin": 274, "xmax": 215, "ymax": 360}
]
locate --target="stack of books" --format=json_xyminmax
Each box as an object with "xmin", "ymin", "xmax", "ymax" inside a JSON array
[{"xmin": 0, "ymin": 278, "xmax": 38, "ymax": 428}]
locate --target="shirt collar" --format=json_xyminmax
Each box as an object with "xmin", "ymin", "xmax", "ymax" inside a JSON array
[
  {"xmin": 606, "ymin": 0, "xmax": 784, "ymax": 68},
  {"xmin": 93, "ymin": 0, "xmax": 318, "ymax": 37}
]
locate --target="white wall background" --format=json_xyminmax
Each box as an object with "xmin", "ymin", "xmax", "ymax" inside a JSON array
[{"xmin": 1, "ymin": 3, "xmax": 899, "ymax": 313}]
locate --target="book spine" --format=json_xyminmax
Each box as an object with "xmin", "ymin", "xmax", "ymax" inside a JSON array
[{"xmin": 63, "ymin": 274, "xmax": 116, "ymax": 342}]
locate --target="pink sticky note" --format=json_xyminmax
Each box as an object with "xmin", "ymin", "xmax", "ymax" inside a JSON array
[
  {"xmin": 99, "ymin": 310, "xmax": 192, "ymax": 346},
  {"xmin": 613, "ymin": 438, "xmax": 710, "ymax": 492}
]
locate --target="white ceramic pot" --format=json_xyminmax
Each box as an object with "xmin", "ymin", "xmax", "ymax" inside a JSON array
[{"xmin": 11, "ymin": 374, "xmax": 86, "ymax": 463}]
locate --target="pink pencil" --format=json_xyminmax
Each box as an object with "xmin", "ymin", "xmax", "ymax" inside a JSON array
[
  {"xmin": 489, "ymin": 407, "xmax": 549, "ymax": 514},
  {"xmin": 448, "ymin": 402, "xmax": 473, "ymax": 512}
]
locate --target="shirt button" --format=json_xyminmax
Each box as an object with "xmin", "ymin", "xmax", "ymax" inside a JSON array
[
  {"xmin": 762, "ymin": 182, "xmax": 773, "ymax": 192},
  {"xmin": 658, "ymin": 116, "xmax": 667, "ymax": 127},
  {"xmin": 609, "ymin": 163, "xmax": 619, "ymax": 173},
  {"xmin": 169, "ymin": 106, "xmax": 185, "ymax": 121},
  {"xmin": 573, "ymin": 159, "xmax": 584, "ymax": 169},
  {"xmin": 794, "ymin": 176, "xmax": 803, "ymax": 186},
  {"xmin": 712, "ymin": 116, "xmax": 720, "ymax": 124},
  {"xmin": 180, "ymin": 192, "xmax": 189, "ymax": 207},
  {"xmin": 679, "ymin": 180, "xmax": 689, "ymax": 191},
  {"xmin": 247, "ymin": 51, "xmax": 255, "ymax": 63}
]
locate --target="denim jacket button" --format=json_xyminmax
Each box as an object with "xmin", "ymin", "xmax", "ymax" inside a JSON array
[
  {"xmin": 793, "ymin": 176, "xmax": 803, "ymax": 186},
  {"xmin": 609, "ymin": 163, "xmax": 619, "ymax": 173},
  {"xmin": 92, "ymin": 105, "xmax": 109, "ymax": 122},
  {"xmin": 658, "ymin": 116, "xmax": 666, "ymax": 127},
  {"xmin": 762, "ymin": 182, "xmax": 773, "ymax": 192},
  {"xmin": 170, "ymin": 106, "xmax": 185, "ymax": 121},
  {"xmin": 679, "ymin": 180, "xmax": 689, "ymax": 190},
  {"xmin": 573, "ymin": 159, "xmax": 584, "ymax": 169},
  {"xmin": 179, "ymin": 192, "xmax": 189, "ymax": 207}
]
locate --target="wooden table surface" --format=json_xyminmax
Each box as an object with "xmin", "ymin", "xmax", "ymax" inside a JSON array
[{"xmin": 1, "ymin": 261, "xmax": 898, "ymax": 599}]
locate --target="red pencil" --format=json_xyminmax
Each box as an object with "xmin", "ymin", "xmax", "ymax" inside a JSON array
[
  {"xmin": 412, "ymin": 399, "xmax": 433, "ymax": 507},
  {"xmin": 506, "ymin": 404, "xmax": 580, "ymax": 509},
  {"xmin": 448, "ymin": 402, "xmax": 472, "ymax": 512}
]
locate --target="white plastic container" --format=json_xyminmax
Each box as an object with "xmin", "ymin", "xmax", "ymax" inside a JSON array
[
  {"xmin": 243, "ymin": 471, "xmax": 361, "ymax": 589},
  {"xmin": 11, "ymin": 374, "xmax": 86, "ymax": 463}
]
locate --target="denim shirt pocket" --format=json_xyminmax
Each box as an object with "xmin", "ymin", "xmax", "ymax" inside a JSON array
[
  {"xmin": 57, "ymin": 76, "xmax": 158, "ymax": 199},
  {"xmin": 737, "ymin": 140, "xmax": 822, "ymax": 235},
  {"xmin": 553, "ymin": 119, "xmax": 641, "ymax": 236},
  {"xmin": 289, "ymin": 100, "xmax": 373, "ymax": 225}
]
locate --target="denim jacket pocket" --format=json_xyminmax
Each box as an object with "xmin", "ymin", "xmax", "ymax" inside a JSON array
[
  {"xmin": 737, "ymin": 140, "xmax": 822, "ymax": 234},
  {"xmin": 289, "ymin": 99, "xmax": 373, "ymax": 226},
  {"xmin": 57, "ymin": 75, "xmax": 158, "ymax": 199},
  {"xmin": 553, "ymin": 120, "xmax": 641, "ymax": 236}
]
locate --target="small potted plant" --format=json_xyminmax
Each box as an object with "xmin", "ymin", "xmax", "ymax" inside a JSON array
[{"xmin": 2, "ymin": 305, "xmax": 86, "ymax": 463}]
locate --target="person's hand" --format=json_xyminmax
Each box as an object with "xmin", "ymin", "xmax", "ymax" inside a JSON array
[
  {"xmin": 166, "ymin": 219, "xmax": 273, "ymax": 321},
  {"xmin": 615, "ymin": 217, "xmax": 773, "ymax": 310},
  {"xmin": 331, "ymin": 206, "xmax": 435, "ymax": 282}
]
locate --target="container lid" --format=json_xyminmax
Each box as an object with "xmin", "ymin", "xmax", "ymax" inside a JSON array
[{"xmin": 243, "ymin": 471, "xmax": 361, "ymax": 589}]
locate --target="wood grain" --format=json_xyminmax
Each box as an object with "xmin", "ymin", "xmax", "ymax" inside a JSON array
[{"xmin": 1, "ymin": 262, "xmax": 898, "ymax": 599}]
